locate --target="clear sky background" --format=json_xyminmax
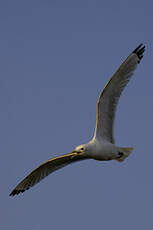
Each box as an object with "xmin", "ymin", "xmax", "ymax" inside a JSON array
[{"xmin": 1, "ymin": 0, "xmax": 153, "ymax": 229}]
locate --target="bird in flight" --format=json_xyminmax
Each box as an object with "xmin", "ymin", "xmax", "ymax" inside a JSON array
[{"xmin": 10, "ymin": 44, "xmax": 145, "ymax": 196}]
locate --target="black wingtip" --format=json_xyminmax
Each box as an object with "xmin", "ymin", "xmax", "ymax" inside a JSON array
[
  {"xmin": 133, "ymin": 43, "xmax": 143, "ymax": 53},
  {"xmin": 9, "ymin": 189, "xmax": 18, "ymax": 197},
  {"xmin": 132, "ymin": 43, "xmax": 145, "ymax": 63},
  {"xmin": 9, "ymin": 189, "xmax": 25, "ymax": 197}
]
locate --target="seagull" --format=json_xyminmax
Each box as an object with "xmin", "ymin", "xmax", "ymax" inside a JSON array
[{"xmin": 10, "ymin": 44, "xmax": 145, "ymax": 196}]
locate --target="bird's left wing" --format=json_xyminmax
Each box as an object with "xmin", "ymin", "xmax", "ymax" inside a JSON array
[
  {"xmin": 94, "ymin": 44, "xmax": 145, "ymax": 143},
  {"xmin": 10, "ymin": 152, "xmax": 88, "ymax": 196}
]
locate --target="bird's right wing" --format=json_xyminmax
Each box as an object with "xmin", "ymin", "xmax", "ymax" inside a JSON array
[
  {"xmin": 10, "ymin": 152, "xmax": 88, "ymax": 196},
  {"xmin": 94, "ymin": 44, "xmax": 145, "ymax": 143}
]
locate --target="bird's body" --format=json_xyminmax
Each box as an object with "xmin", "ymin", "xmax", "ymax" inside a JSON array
[
  {"xmin": 74, "ymin": 139, "xmax": 132, "ymax": 162},
  {"xmin": 10, "ymin": 44, "xmax": 145, "ymax": 196},
  {"xmin": 90, "ymin": 140, "xmax": 119, "ymax": 161},
  {"xmin": 75, "ymin": 139, "xmax": 118, "ymax": 161}
]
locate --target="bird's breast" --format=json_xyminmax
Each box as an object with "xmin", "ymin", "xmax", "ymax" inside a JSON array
[{"xmin": 89, "ymin": 141, "xmax": 116, "ymax": 161}]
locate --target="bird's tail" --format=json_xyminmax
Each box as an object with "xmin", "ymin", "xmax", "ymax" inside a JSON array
[{"xmin": 116, "ymin": 147, "xmax": 133, "ymax": 162}]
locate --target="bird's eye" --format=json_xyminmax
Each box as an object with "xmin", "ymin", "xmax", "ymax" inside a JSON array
[{"xmin": 81, "ymin": 147, "xmax": 84, "ymax": 151}]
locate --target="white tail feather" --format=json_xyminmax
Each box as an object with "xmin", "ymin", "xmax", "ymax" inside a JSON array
[{"xmin": 116, "ymin": 147, "xmax": 133, "ymax": 162}]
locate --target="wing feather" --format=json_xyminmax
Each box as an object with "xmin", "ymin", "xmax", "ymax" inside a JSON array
[
  {"xmin": 94, "ymin": 44, "xmax": 145, "ymax": 143},
  {"xmin": 10, "ymin": 153, "xmax": 88, "ymax": 196}
]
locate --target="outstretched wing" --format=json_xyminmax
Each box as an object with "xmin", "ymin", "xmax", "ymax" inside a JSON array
[
  {"xmin": 10, "ymin": 152, "xmax": 88, "ymax": 196},
  {"xmin": 94, "ymin": 44, "xmax": 145, "ymax": 143}
]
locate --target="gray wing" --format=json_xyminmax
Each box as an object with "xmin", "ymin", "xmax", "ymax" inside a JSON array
[
  {"xmin": 94, "ymin": 44, "xmax": 145, "ymax": 143},
  {"xmin": 10, "ymin": 153, "xmax": 88, "ymax": 196}
]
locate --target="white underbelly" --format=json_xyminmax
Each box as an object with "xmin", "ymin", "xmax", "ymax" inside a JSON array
[{"xmin": 89, "ymin": 142, "xmax": 117, "ymax": 161}]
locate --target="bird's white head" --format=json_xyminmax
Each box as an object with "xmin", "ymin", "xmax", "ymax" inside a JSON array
[
  {"xmin": 73, "ymin": 144, "xmax": 86, "ymax": 154},
  {"xmin": 73, "ymin": 141, "xmax": 94, "ymax": 156}
]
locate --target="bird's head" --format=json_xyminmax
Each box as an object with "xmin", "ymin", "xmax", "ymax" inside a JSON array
[{"xmin": 72, "ymin": 144, "xmax": 87, "ymax": 154}]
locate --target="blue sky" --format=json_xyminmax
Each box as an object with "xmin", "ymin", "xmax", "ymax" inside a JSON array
[{"xmin": 1, "ymin": 0, "xmax": 153, "ymax": 229}]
